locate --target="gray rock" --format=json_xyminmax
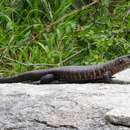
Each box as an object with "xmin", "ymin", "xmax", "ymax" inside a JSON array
[
  {"xmin": 0, "ymin": 69, "xmax": 130, "ymax": 129},
  {"xmin": 105, "ymin": 108, "xmax": 130, "ymax": 127}
]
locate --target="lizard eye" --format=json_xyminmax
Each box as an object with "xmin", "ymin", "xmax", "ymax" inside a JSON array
[{"xmin": 119, "ymin": 59, "xmax": 122, "ymax": 62}]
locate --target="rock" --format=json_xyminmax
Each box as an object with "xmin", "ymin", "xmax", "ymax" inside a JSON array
[
  {"xmin": 105, "ymin": 108, "xmax": 130, "ymax": 127},
  {"xmin": 0, "ymin": 69, "xmax": 130, "ymax": 129}
]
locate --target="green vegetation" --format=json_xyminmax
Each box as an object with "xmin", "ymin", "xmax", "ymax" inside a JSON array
[{"xmin": 0, "ymin": 0, "xmax": 130, "ymax": 76}]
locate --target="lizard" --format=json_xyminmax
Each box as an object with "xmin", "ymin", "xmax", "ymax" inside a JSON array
[{"xmin": 0, "ymin": 55, "xmax": 130, "ymax": 84}]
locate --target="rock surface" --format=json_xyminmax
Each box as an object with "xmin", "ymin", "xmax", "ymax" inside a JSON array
[
  {"xmin": 105, "ymin": 108, "xmax": 130, "ymax": 127},
  {"xmin": 0, "ymin": 69, "xmax": 130, "ymax": 130}
]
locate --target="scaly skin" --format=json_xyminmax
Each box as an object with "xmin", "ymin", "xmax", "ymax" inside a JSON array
[{"xmin": 0, "ymin": 55, "xmax": 130, "ymax": 84}]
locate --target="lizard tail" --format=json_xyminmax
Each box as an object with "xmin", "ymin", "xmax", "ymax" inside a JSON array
[{"xmin": 0, "ymin": 70, "xmax": 52, "ymax": 83}]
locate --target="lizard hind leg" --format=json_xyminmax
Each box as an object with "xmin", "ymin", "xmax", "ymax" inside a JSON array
[{"xmin": 40, "ymin": 74, "xmax": 55, "ymax": 84}]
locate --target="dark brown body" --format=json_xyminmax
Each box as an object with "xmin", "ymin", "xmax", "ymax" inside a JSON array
[{"xmin": 0, "ymin": 55, "xmax": 130, "ymax": 84}]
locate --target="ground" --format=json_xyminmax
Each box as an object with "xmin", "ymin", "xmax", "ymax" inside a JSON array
[{"xmin": 0, "ymin": 69, "xmax": 130, "ymax": 130}]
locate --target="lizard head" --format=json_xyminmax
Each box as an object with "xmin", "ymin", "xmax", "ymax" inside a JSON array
[{"xmin": 119, "ymin": 55, "xmax": 130, "ymax": 65}]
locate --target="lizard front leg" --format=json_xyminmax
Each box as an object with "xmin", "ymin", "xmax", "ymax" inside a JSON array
[{"xmin": 103, "ymin": 71, "xmax": 115, "ymax": 81}]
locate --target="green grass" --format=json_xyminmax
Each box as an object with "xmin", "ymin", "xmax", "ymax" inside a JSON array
[{"xmin": 0, "ymin": 0, "xmax": 130, "ymax": 76}]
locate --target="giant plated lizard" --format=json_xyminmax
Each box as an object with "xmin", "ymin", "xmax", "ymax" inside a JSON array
[{"xmin": 0, "ymin": 55, "xmax": 130, "ymax": 84}]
